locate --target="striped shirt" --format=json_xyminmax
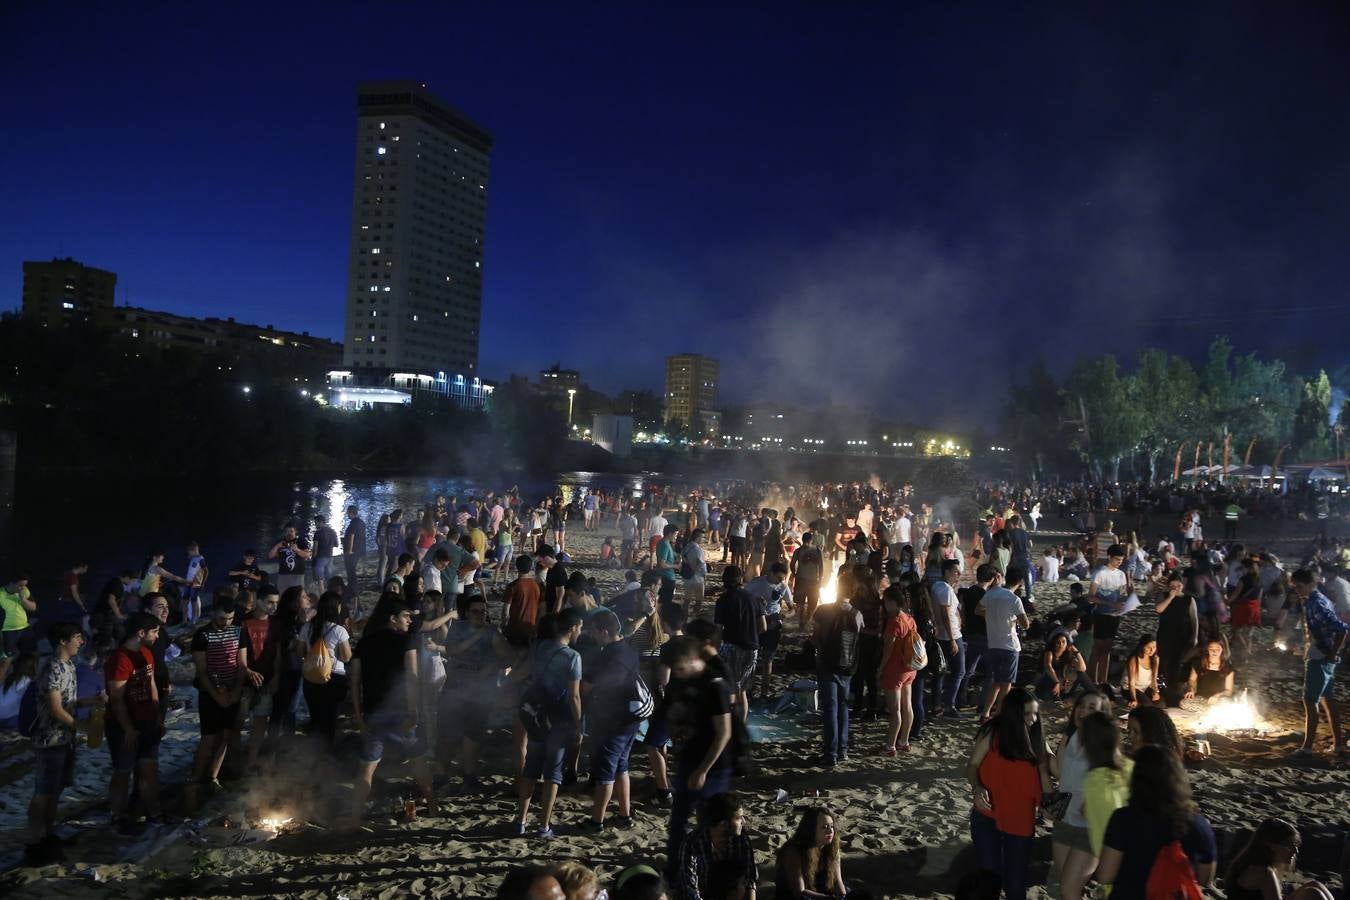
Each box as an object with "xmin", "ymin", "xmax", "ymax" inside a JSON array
[{"xmin": 191, "ymin": 624, "xmax": 242, "ymax": 689}]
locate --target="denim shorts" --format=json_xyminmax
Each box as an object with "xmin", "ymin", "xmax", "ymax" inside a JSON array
[
  {"xmin": 523, "ymin": 723, "xmax": 576, "ymax": 785},
  {"xmin": 590, "ymin": 721, "xmax": 640, "ymax": 785},
  {"xmin": 359, "ymin": 711, "xmax": 428, "ymax": 764},
  {"xmin": 720, "ymin": 644, "xmax": 758, "ymax": 692},
  {"xmin": 34, "ymin": 743, "xmax": 76, "ymax": 795},
  {"xmin": 106, "ymin": 720, "xmax": 161, "ymax": 772},
  {"xmin": 1305, "ymin": 660, "xmax": 1338, "ymax": 703},
  {"xmin": 989, "ymin": 648, "xmax": 1019, "ymax": 684}
]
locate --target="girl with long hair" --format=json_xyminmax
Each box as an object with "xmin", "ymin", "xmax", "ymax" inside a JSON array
[
  {"xmin": 907, "ymin": 580, "xmax": 937, "ymax": 742},
  {"xmin": 1225, "ymin": 818, "xmax": 1333, "ymax": 900},
  {"xmin": 776, "ymin": 806, "xmax": 846, "ymax": 899},
  {"xmin": 876, "ymin": 585, "xmax": 918, "ymax": 754},
  {"xmin": 1050, "ymin": 690, "xmax": 1111, "ymax": 900},
  {"xmin": 270, "ymin": 586, "xmax": 310, "ymax": 745},
  {"xmin": 1123, "ymin": 635, "xmax": 1162, "ymax": 709},
  {"xmin": 1037, "ymin": 632, "xmax": 1087, "ymax": 702},
  {"xmin": 923, "ymin": 533, "xmax": 945, "ymax": 585},
  {"xmin": 299, "ymin": 590, "xmax": 352, "ymax": 750},
  {"xmin": 966, "ymin": 687, "xmax": 1049, "ymax": 900},
  {"xmin": 1097, "ymin": 745, "xmax": 1218, "ymax": 896},
  {"xmin": 1127, "ymin": 704, "xmax": 1184, "ymax": 757},
  {"xmin": 1185, "ymin": 639, "xmax": 1236, "ymax": 703},
  {"xmin": 1081, "ymin": 711, "xmax": 1132, "ymax": 858}
]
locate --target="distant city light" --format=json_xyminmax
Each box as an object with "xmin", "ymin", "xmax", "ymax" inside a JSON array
[{"xmin": 242, "ymin": 386, "xmax": 252, "ymax": 395}]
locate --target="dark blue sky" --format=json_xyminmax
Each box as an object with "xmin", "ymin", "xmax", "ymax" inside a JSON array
[{"xmin": 3, "ymin": 2, "xmax": 1348, "ymax": 428}]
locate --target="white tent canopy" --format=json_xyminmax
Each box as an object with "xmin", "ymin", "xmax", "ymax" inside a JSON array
[{"xmin": 1306, "ymin": 467, "xmax": 1347, "ymax": 482}]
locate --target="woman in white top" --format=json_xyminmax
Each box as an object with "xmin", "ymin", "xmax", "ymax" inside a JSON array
[
  {"xmin": 1041, "ymin": 548, "xmax": 1061, "ymax": 584},
  {"xmin": 1050, "ymin": 689, "xmax": 1111, "ymax": 900},
  {"xmin": 1122, "ymin": 635, "xmax": 1162, "ymax": 708},
  {"xmin": 298, "ymin": 591, "xmax": 352, "ymax": 750},
  {"xmin": 682, "ymin": 530, "xmax": 709, "ymax": 611}
]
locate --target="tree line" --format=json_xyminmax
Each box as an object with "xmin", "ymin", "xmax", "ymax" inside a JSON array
[{"xmin": 1000, "ymin": 338, "xmax": 1342, "ymax": 482}]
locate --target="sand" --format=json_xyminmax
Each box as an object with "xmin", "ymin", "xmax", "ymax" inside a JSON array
[{"xmin": 0, "ymin": 526, "xmax": 1346, "ymax": 899}]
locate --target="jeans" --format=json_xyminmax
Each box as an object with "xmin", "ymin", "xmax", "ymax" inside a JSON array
[
  {"xmin": 962, "ymin": 636, "xmax": 989, "ymax": 708},
  {"xmin": 818, "ymin": 672, "xmax": 851, "ymax": 763},
  {"xmin": 312, "ymin": 557, "xmax": 334, "ymax": 591},
  {"xmin": 970, "ymin": 809, "xmax": 1034, "ymax": 900},
  {"xmin": 344, "ymin": 555, "xmax": 362, "ymax": 602},
  {"xmin": 302, "ymin": 673, "xmax": 348, "ymax": 749},
  {"xmin": 940, "ymin": 638, "xmax": 967, "ymax": 710},
  {"xmin": 270, "ymin": 670, "xmax": 303, "ymax": 742},
  {"xmin": 851, "ymin": 634, "xmax": 882, "ymax": 714},
  {"xmin": 665, "ymin": 763, "xmax": 733, "ymax": 882}
]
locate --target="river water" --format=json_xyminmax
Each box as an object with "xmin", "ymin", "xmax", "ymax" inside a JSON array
[{"xmin": 8, "ymin": 470, "xmax": 655, "ymax": 602}]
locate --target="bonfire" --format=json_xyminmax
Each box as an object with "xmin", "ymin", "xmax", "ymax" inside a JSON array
[{"xmin": 1193, "ymin": 689, "xmax": 1268, "ymax": 734}]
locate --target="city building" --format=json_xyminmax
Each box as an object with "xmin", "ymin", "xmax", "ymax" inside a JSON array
[
  {"xmin": 591, "ymin": 414, "xmax": 634, "ymax": 457},
  {"xmin": 537, "ymin": 364, "xmax": 581, "ymax": 398},
  {"xmin": 103, "ymin": 307, "xmax": 342, "ymax": 368},
  {"xmin": 326, "ymin": 369, "xmax": 493, "ymax": 411},
  {"xmin": 342, "ymin": 81, "xmax": 492, "ymax": 377},
  {"xmin": 22, "ymin": 258, "xmax": 116, "ymax": 328},
  {"xmin": 664, "ymin": 353, "xmax": 719, "ymax": 434}
]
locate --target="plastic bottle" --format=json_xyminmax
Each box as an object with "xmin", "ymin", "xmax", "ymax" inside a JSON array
[{"xmin": 87, "ymin": 704, "xmax": 106, "ymax": 749}]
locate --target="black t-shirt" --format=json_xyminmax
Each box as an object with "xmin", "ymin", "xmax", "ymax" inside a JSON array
[
  {"xmin": 545, "ymin": 563, "xmax": 568, "ymax": 602},
  {"xmin": 354, "ymin": 628, "xmax": 415, "ymax": 716},
  {"xmin": 344, "ymin": 517, "xmax": 367, "ymax": 559},
  {"xmin": 584, "ymin": 640, "xmax": 641, "ymax": 730},
  {"xmin": 961, "ymin": 585, "xmax": 988, "ymax": 638},
  {"xmin": 232, "ymin": 560, "xmax": 263, "ymax": 593},
  {"xmin": 276, "ymin": 537, "xmax": 311, "ymax": 575},
  {"xmin": 715, "ymin": 587, "xmax": 760, "ymax": 650},
  {"xmin": 98, "ymin": 578, "xmax": 126, "ymax": 616},
  {"xmin": 664, "ymin": 663, "xmax": 733, "ymax": 770},
  {"xmin": 853, "ymin": 593, "xmax": 883, "ymax": 631},
  {"xmin": 151, "ymin": 628, "xmax": 173, "ymax": 693},
  {"xmin": 314, "ymin": 526, "xmax": 339, "ymax": 559}
]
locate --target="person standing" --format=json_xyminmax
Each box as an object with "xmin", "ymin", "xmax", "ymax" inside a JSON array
[
  {"xmin": 186, "ymin": 596, "xmax": 250, "ymax": 813},
  {"xmin": 1292, "ymin": 568, "xmax": 1347, "ymax": 757},
  {"xmin": 661, "ymin": 635, "xmax": 734, "ymax": 884},
  {"xmin": 959, "ymin": 564, "xmax": 996, "ymax": 709},
  {"xmin": 681, "ymin": 529, "xmax": 709, "ymax": 613},
  {"xmin": 1, "ymin": 575, "xmax": 37, "ymax": 657},
  {"xmin": 26, "ymin": 623, "xmax": 99, "ymax": 864},
  {"xmin": 580, "ymin": 608, "xmax": 644, "ymax": 831},
  {"xmin": 312, "ymin": 515, "xmax": 340, "ymax": 594},
  {"xmin": 655, "ymin": 524, "xmax": 681, "ymax": 615},
  {"xmin": 269, "ymin": 524, "xmax": 311, "ymax": 595},
  {"xmin": 343, "ymin": 505, "xmax": 367, "ymax": 605},
  {"xmin": 1007, "ymin": 516, "xmax": 1035, "ymax": 607},
  {"xmin": 1086, "ymin": 545, "xmax": 1130, "ymax": 693},
  {"xmin": 812, "ymin": 593, "xmax": 863, "ymax": 767},
  {"xmin": 1154, "ymin": 573, "xmax": 1198, "ymax": 705},
  {"xmin": 713, "ymin": 566, "xmax": 762, "ymax": 724},
  {"xmin": 105, "ymin": 612, "xmax": 164, "ymax": 833},
  {"xmin": 345, "ymin": 594, "xmax": 436, "ymax": 827},
  {"xmin": 976, "ymin": 565, "xmax": 1032, "ymax": 720},
  {"xmin": 513, "ymin": 609, "xmax": 583, "ymax": 838},
  {"xmin": 931, "ymin": 559, "xmax": 967, "ymax": 718},
  {"xmin": 790, "ymin": 533, "xmax": 824, "ymax": 629},
  {"xmin": 182, "ymin": 541, "xmax": 209, "ymax": 626}
]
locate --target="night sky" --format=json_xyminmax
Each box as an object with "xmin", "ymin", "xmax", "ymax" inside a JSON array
[{"xmin": 3, "ymin": 2, "xmax": 1349, "ymax": 429}]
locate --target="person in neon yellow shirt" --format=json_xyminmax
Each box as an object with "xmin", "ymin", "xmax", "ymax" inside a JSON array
[
  {"xmin": 1, "ymin": 575, "xmax": 37, "ymax": 658},
  {"xmin": 1080, "ymin": 710, "xmax": 1133, "ymax": 858}
]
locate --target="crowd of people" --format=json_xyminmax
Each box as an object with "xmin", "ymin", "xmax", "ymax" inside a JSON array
[{"xmin": 1, "ymin": 476, "xmax": 1346, "ymax": 900}]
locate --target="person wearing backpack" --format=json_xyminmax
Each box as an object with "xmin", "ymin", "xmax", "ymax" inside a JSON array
[
  {"xmin": 876, "ymin": 585, "xmax": 919, "ymax": 754},
  {"xmin": 513, "ymin": 608, "xmax": 583, "ymax": 839},
  {"xmin": 299, "ymin": 591, "xmax": 352, "ymax": 753},
  {"xmin": 25, "ymin": 622, "xmax": 100, "ymax": 865},
  {"xmin": 714, "ymin": 566, "xmax": 763, "ymax": 724},
  {"xmin": 812, "ymin": 590, "xmax": 863, "ymax": 768},
  {"xmin": 580, "ymin": 608, "xmax": 647, "ymax": 832},
  {"xmin": 680, "ymin": 529, "xmax": 709, "ymax": 613},
  {"xmin": 1096, "ymin": 745, "xmax": 1217, "ymax": 899}
]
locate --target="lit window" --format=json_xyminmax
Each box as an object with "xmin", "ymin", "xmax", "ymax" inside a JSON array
[
  {"xmin": 383, "ymin": 286, "xmax": 391, "ymax": 292},
  {"xmin": 474, "ymin": 261, "xmax": 480, "ymax": 268},
  {"xmin": 62, "ymin": 301, "xmax": 75, "ymax": 310},
  {"xmin": 379, "ymin": 122, "xmax": 385, "ymax": 129},
  {"xmin": 371, "ymin": 248, "xmax": 381, "ymax": 254},
  {"xmin": 377, "ymin": 147, "xmax": 387, "ymax": 155},
  {"xmin": 393, "ymin": 136, "xmax": 400, "ymax": 142},
  {"xmin": 412, "ymin": 314, "xmax": 418, "ymax": 322},
  {"xmin": 369, "ymin": 286, "xmax": 378, "ymax": 292}
]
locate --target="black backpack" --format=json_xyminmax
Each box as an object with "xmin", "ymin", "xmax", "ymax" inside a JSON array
[
  {"xmin": 820, "ymin": 604, "xmax": 860, "ymax": 676},
  {"xmin": 518, "ymin": 647, "xmax": 570, "ymax": 740},
  {"xmin": 795, "ymin": 546, "xmax": 822, "ymax": 582}
]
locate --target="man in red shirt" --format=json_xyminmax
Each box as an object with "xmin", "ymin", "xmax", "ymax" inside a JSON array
[
  {"xmin": 503, "ymin": 555, "xmax": 543, "ymax": 647},
  {"xmin": 105, "ymin": 612, "xmax": 164, "ymax": 833}
]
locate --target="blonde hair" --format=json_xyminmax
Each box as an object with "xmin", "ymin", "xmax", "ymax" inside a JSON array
[{"xmin": 553, "ymin": 861, "xmax": 599, "ymax": 900}]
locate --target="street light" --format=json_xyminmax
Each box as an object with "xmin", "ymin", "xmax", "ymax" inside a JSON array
[{"xmin": 567, "ymin": 388, "xmax": 577, "ymax": 428}]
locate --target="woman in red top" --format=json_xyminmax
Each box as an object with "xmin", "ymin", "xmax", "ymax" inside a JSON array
[
  {"xmin": 966, "ymin": 687, "xmax": 1050, "ymax": 900},
  {"xmin": 876, "ymin": 585, "xmax": 918, "ymax": 755}
]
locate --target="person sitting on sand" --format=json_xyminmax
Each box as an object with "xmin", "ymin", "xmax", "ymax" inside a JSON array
[
  {"xmin": 1122, "ymin": 635, "xmax": 1163, "ymax": 709},
  {"xmin": 677, "ymin": 791, "xmax": 759, "ymax": 900},
  {"xmin": 1096, "ymin": 745, "xmax": 1218, "ymax": 897},
  {"xmin": 1037, "ymin": 630, "xmax": 1087, "ymax": 702},
  {"xmin": 776, "ymin": 806, "xmax": 847, "ymax": 900},
  {"xmin": 967, "ymin": 687, "xmax": 1050, "ymax": 900},
  {"xmin": 1226, "ymin": 818, "xmax": 1334, "ymax": 900},
  {"xmin": 1183, "ymin": 639, "xmax": 1236, "ymax": 705},
  {"xmin": 1050, "ymin": 690, "xmax": 1111, "ymax": 900}
]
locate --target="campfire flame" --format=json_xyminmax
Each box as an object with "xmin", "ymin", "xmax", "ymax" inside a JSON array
[
  {"xmin": 1195, "ymin": 689, "xmax": 1267, "ymax": 733},
  {"xmin": 258, "ymin": 815, "xmax": 294, "ymax": 832},
  {"xmin": 819, "ymin": 570, "xmax": 838, "ymax": 606}
]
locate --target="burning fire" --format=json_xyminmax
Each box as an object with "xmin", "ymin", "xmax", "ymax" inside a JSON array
[
  {"xmin": 258, "ymin": 815, "xmax": 294, "ymax": 832},
  {"xmin": 818, "ymin": 570, "xmax": 838, "ymax": 606},
  {"xmin": 1194, "ymin": 690, "xmax": 1268, "ymax": 733}
]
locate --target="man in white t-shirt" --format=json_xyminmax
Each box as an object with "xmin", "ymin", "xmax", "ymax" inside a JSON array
[
  {"xmin": 1086, "ymin": 544, "xmax": 1130, "ymax": 692},
  {"xmin": 976, "ymin": 564, "xmax": 1031, "ymax": 719},
  {"xmin": 855, "ymin": 503, "xmax": 874, "ymax": 539},
  {"xmin": 929, "ymin": 558, "xmax": 966, "ymax": 717},
  {"xmin": 422, "ymin": 548, "xmax": 451, "ymax": 594}
]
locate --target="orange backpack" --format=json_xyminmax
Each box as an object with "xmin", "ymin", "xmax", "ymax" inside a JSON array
[{"xmin": 1145, "ymin": 840, "xmax": 1202, "ymax": 900}]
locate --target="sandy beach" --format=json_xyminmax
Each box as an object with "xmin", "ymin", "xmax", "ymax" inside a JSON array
[{"xmin": 0, "ymin": 525, "xmax": 1345, "ymax": 899}]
